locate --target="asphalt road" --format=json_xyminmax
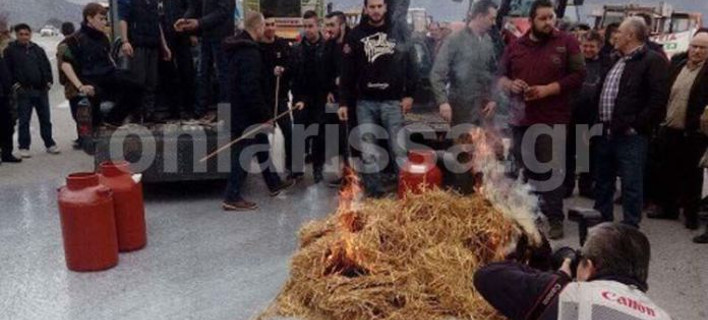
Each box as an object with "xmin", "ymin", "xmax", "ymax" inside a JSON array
[{"xmin": 0, "ymin": 34, "xmax": 706, "ymax": 320}]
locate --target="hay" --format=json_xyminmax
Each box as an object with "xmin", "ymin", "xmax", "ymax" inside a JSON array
[{"xmin": 258, "ymin": 189, "xmax": 526, "ymax": 320}]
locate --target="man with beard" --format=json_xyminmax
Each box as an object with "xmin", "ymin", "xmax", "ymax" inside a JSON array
[
  {"xmin": 431, "ymin": 0, "xmax": 499, "ymax": 127},
  {"xmin": 260, "ymin": 12, "xmax": 296, "ymax": 181},
  {"xmin": 338, "ymin": 0, "xmax": 418, "ymax": 198},
  {"xmin": 498, "ymin": 0, "xmax": 586, "ymax": 239},
  {"xmin": 324, "ymin": 11, "xmax": 354, "ymax": 188},
  {"xmin": 292, "ymin": 10, "xmax": 329, "ymax": 184},
  {"xmin": 221, "ymin": 12, "xmax": 295, "ymax": 211}
]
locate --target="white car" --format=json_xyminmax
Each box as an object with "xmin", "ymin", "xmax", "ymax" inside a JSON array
[{"xmin": 40, "ymin": 26, "xmax": 58, "ymax": 37}]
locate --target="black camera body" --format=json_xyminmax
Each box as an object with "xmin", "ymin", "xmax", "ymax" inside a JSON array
[{"xmin": 552, "ymin": 247, "xmax": 581, "ymax": 278}]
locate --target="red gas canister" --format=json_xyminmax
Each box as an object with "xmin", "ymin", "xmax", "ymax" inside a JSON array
[
  {"xmin": 57, "ymin": 173, "xmax": 119, "ymax": 272},
  {"xmin": 398, "ymin": 150, "xmax": 443, "ymax": 198},
  {"xmin": 98, "ymin": 161, "xmax": 147, "ymax": 252}
]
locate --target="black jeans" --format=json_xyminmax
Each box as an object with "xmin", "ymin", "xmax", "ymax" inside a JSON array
[
  {"xmin": 511, "ymin": 126, "xmax": 566, "ymax": 223},
  {"xmin": 84, "ymin": 73, "xmax": 143, "ymax": 125},
  {"xmin": 293, "ymin": 94, "xmax": 327, "ymax": 173},
  {"xmin": 130, "ymin": 47, "xmax": 159, "ymax": 115},
  {"xmin": 0, "ymin": 96, "xmax": 15, "ymax": 157},
  {"xmin": 16, "ymin": 89, "xmax": 55, "ymax": 149},
  {"xmin": 160, "ymin": 37, "xmax": 195, "ymax": 116},
  {"xmin": 654, "ymin": 127, "xmax": 707, "ymax": 220},
  {"xmin": 224, "ymin": 131, "xmax": 282, "ymax": 202},
  {"xmin": 593, "ymin": 133, "xmax": 648, "ymax": 227}
]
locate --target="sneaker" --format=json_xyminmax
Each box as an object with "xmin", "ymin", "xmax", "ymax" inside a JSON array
[
  {"xmin": 222, "ymin": 199, "xmax": 258, "ymax": 211},
  {"xmin": 646, "ymin": 207, "xmax": 678, "ymax": 220},
  {"xmin": 270, "ymin": 179, "xmax": 296, "ymax": 197},
  {"xmin": 19, "ymin": 149, "xmax": 31, "ymax": 158},
  {"xmin": 328, "ymin": 178, "xmax": 343, "ymax": 189},
  {"xmin": 72, "ymin": 139, "xmax": 83, "ymax": 150},
  {"xmin": 549, "ymin": 221, "xmax": 564, "ymax": 240},
  {"xmin": 693, "ymin": 231, "xmax": 708, "ymax": 244},
  {"xmin": 47, "ymin": 146, "xmax": 61, "ymax": 155},
  {"xmin": 313, "ymin": 168, "xmax": 324, "ymax": 184},
  {"xmin": 1, "ymin": 154, "xmax": 22, "ymax": 163}
]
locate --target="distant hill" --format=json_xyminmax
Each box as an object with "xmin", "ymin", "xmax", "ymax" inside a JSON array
[{"xmin": 0, "ymin": 0, "xmax": 83, "ymax": 30}]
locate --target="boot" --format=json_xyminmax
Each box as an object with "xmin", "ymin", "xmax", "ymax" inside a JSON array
[{"xmin": 693, "ymin": 228, "xmax": 708, "ymax": 244}]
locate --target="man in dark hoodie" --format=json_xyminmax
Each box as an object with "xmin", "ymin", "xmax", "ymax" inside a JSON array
[
  {"xmin": 338, "ymin": 0, "xmax": 418, "ymax": 198},
  {"xmin": 4, "ymin": 24, "xmax": 58, "ymax": 158},
  {"xmin": 221, "ymin": 12, "xmax": 294, "ymax": 212},
  {"xmin": 175, "ymin": 0, "xmax": 235, "ymax": 121},
  {"xmin": 0, "ymin": 43, "xmax": 21, "ymax": 163},
  {"xmin": 292, "ymin": 10, "xmax": 331, "ymax": 184}
]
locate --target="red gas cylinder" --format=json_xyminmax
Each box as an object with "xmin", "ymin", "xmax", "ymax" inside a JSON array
[
  {"xmin": 57, "ymin": 173, "xmax": 119, "ymax": 272},
  {"xmin": 398, "ymin": 150, "xmax": 443, "ymax": 198},
  {"xmin": 98, "ymin": 161, "xmax": 147, "ymax": 252}
]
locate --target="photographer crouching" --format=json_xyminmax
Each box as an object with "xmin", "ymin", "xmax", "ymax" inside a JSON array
[{"xmin": 474, "ymin": 223, "xmax": 672, "ymax": 320}]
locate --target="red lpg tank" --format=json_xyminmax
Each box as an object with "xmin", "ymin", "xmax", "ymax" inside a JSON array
[
  {"xmin": 57, "ymin": 173, "xmax": 119, "ymax": 272},
  {"xmin": 398, "ymin": 150, "xmax": 443, "ymax": 198},
  {"xmin": 98, "ymin": 161, "xmax": 147, "ymax": 252}
]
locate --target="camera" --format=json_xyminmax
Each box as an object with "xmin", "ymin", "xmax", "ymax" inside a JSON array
[{"xmin": 552, "ymin": 246, "xmax": 581, "ymax": 278}]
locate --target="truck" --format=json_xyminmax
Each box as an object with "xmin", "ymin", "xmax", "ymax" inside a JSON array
[{"xmin": 588, "ymin": 2, "xmax": 703, "ymax": 58}]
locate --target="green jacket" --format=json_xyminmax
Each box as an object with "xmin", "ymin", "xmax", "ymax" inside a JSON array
[{"xmin": 431, "ymin": 28, "xmax": 499, "ymax": 125}]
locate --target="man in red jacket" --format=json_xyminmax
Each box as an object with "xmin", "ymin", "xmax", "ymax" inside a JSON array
[{"xmin": 498, "ymin": 0, "xmax": 586, "ymax": 239}]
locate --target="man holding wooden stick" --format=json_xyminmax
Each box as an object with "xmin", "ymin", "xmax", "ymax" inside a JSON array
[{"xmin": 220, "ymin": 12, "xmax": 294, "ymax": 212}]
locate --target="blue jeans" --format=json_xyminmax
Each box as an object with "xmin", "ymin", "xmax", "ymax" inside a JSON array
[
  {"xmin": 223, "ymin": 132, "xmax": 282, "ymax": 202},
  {"xmin": 593, "ymin": 133, "xmax": 648, "ymax": 227},
  {"xmin": 195, "ymin": 37, "xmax": 229, "ymax": 116},
  {"xmin": 356, "ymin": 100, "xmax": 405, "ymax": 196},
  {"xmin": 16, "ymin": 89, "xmax": 55, "ymax": 149}
]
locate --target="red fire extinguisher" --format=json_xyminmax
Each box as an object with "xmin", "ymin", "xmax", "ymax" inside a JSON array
[
  {"xmin": 57, "ymin": 173, "xmax": 119, "ymax": 272},
  {"xmin": 398, "ymin": 150, "xmax": 443, "ymax": 198},
  {"xmin": 98, "ymin": 161, "xmax": 147, "ymax": 252}
]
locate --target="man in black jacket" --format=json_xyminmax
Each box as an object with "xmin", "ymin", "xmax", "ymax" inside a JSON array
[
  {"xmin": 260, "ymin": 12, "xmax": 296, "ymax": 181},
  {"xmin": 0, "ymin": 48, "xmax": 21, "ymax": 163},
  {"xmin": 564, "ymin": 31, "xmax": 608, "ymax": 199},
  {"xmin": 338, "ymin": 0, "xmax": 417, "ymax": 198},
  {"xmin": 292, "ymin": 10, "xmax": 331, "ymax": 184},
  {"xmin": 61, "ymin": 3, "xmax": 143, "ymax": 128},
  {"xmin": 593, "ymin": 17, "xmax": 670, "ymax": 228},
  {"xmin": 221, "ymin": 12, "xmax": 294, "ymax": 212},
  {"xmin": 4, "ymin": 24, "xmax": 58, "ymax": 158},
  {"xmin": 647, "ymin": 32, "xmax": 708, "ymax": 234},
  {"xmin": 118, "ymin": 0, "xmax": 172, "ymax": 122},
  {"xmin": 175, "ymin": 0, "xmax": 235, "ymax": 121},
  {"xmin": 160, "ymin": 0, "xmax": 196, "ymax": 120}
]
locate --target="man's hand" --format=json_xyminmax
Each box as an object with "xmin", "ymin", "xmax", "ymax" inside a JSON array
[
  {"xmin": 439, "ymin": 103, "xmax": 452, "ymax": 123},
  {"xmin": 338, "ymin": 106, "xmax": 348, "ymax": 122},
  {"xmin": 121, "ymin": 41, "xmax": 134, "ymax": 58},
  {"xmin": 507, "ymin": 79, "xmax": 529, "ymax": 95},
  {"xmin": 162, "ymin": 46, "xmax": 172, "ymax": 61},
  {"xmin": 181, "ymin": 19, "xmax": 199, "ymax": 32},
  {"xmin": 327, "ymin": 93, "xmax": 336, "ymax": 104},
  {"xmin": 79, "ymin": 85, "xmax": 95, "ymax": 97},
  {"xmin": 525, "ymin": 83, "xmax": 560, "ymax": 101},
  {"xmin": 559, "ymin": 258, "xmax": 573, "ymax": 278},
  {"xmin": 46, "ymin": 82, "xmax": 53, "ymax": 91},
  {"xmin": 482, "ymin": 101, "xmax": 497, "ymax": 118},
  {"xmin": 189, "ymin": 36, "xmax": 199, "ymax": 47},
  {"xmin": 401, "ymin": 97, "xmax": 414, "ymax": 114},
  {"xmin": 701, "ymin": 108, "xmax": 708, "ymax": 136},
  {"xmin": 274, "ymin": 66, "xmax": 285, "ymax": 77},
  {"xmin": 294, "ymin": 102, "xmax": 305, "ymax": 111}
]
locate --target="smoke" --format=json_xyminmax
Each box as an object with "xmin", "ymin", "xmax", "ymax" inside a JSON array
[{"xmin": 468, "ymin": 127, "xmax": 543, "ymax": 245}]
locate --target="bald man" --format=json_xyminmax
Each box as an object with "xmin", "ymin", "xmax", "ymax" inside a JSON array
[{"xmin": 648, "ymin": 32, "xmax": 708, "ymax": 237}]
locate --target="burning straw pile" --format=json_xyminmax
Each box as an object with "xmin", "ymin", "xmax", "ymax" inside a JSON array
[
  {"xmin": 260, "ymin": 191, "xmax": 526, "ymax": 319},
  {"xmin": 259, "ymin": 128, "xmax": 539, "ymax": 320}
]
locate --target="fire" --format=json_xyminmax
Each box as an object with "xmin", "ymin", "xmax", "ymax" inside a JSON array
[{"xmin": 338, "ymin": 166, "xmax": 363, "ymax": 213}]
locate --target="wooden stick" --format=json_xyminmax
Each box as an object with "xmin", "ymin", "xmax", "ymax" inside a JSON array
[{"xmin": 199, "ymin": 110, "xmax": 293, "ymax": 163}]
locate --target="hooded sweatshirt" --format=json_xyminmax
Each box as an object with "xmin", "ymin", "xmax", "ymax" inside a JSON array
[{"xmin": 340, "ymin": 18, "xmax": 418, "ymax": 104}]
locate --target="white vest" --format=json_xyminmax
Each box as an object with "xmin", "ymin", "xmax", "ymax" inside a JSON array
[{"xmin": 558, "ymin": 280, "xmax": 672, "ymax": 320}]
